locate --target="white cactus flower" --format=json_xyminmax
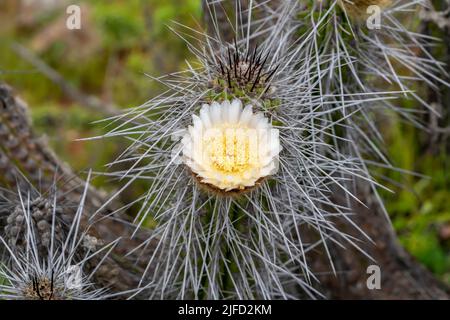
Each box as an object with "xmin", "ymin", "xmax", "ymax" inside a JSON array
[{"xmin": 181, "ymin": 99, "xmax": 281, "ymax": 191}]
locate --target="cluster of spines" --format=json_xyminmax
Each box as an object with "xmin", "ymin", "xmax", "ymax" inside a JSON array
[
  {"xmin": 215, "ymin": 40, "xmax": 279, "ymax": 96},
  {"xmin": 4, "ymin": 197, "xmax": 65, "ymax": 255},
  {"xmin": 26, "ymin": 272, "xmax": 57, "ymax": 300},
  {"xmin": 0, "ymin": 179, "xmax": 122, "ymax": 300}
]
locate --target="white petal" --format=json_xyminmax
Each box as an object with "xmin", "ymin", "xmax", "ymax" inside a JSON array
[
  {"xmin": 228, "ymin": 99, "xmax": 241, "ymax": 123},
  {"xmin": 210, "ymin": 102, "xmax": 222, "ymax": 124},
  {"xmin": 192, "ymin": 114, "xmax": 202, "ymax": 129},
  {"xmin": 199, "ymin": 104, "xmax": 212, "ymax": 128},
  {"xmin": 239, "ymin": 105, "xmax": 253, "ymax": 125}
]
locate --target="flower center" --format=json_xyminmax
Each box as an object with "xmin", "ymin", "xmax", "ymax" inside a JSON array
[{"xmin": 204, "ymin": 125, "xmax": 255, "ymax": 174}]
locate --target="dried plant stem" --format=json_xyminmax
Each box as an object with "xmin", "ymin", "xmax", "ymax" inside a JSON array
[{"xmin": 11, "ymin": 43, "xmax": 121, "ymax": 117}]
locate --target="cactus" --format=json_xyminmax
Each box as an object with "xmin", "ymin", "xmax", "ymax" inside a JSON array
[{"xmin": 0, "ymin": 0, "xmax": 449, "ymax": 300}]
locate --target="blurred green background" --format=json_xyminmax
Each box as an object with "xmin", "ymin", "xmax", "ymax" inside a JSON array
[{"xmin": 0, "ymin": 0, "xmax": 448, "ymax": 284}]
